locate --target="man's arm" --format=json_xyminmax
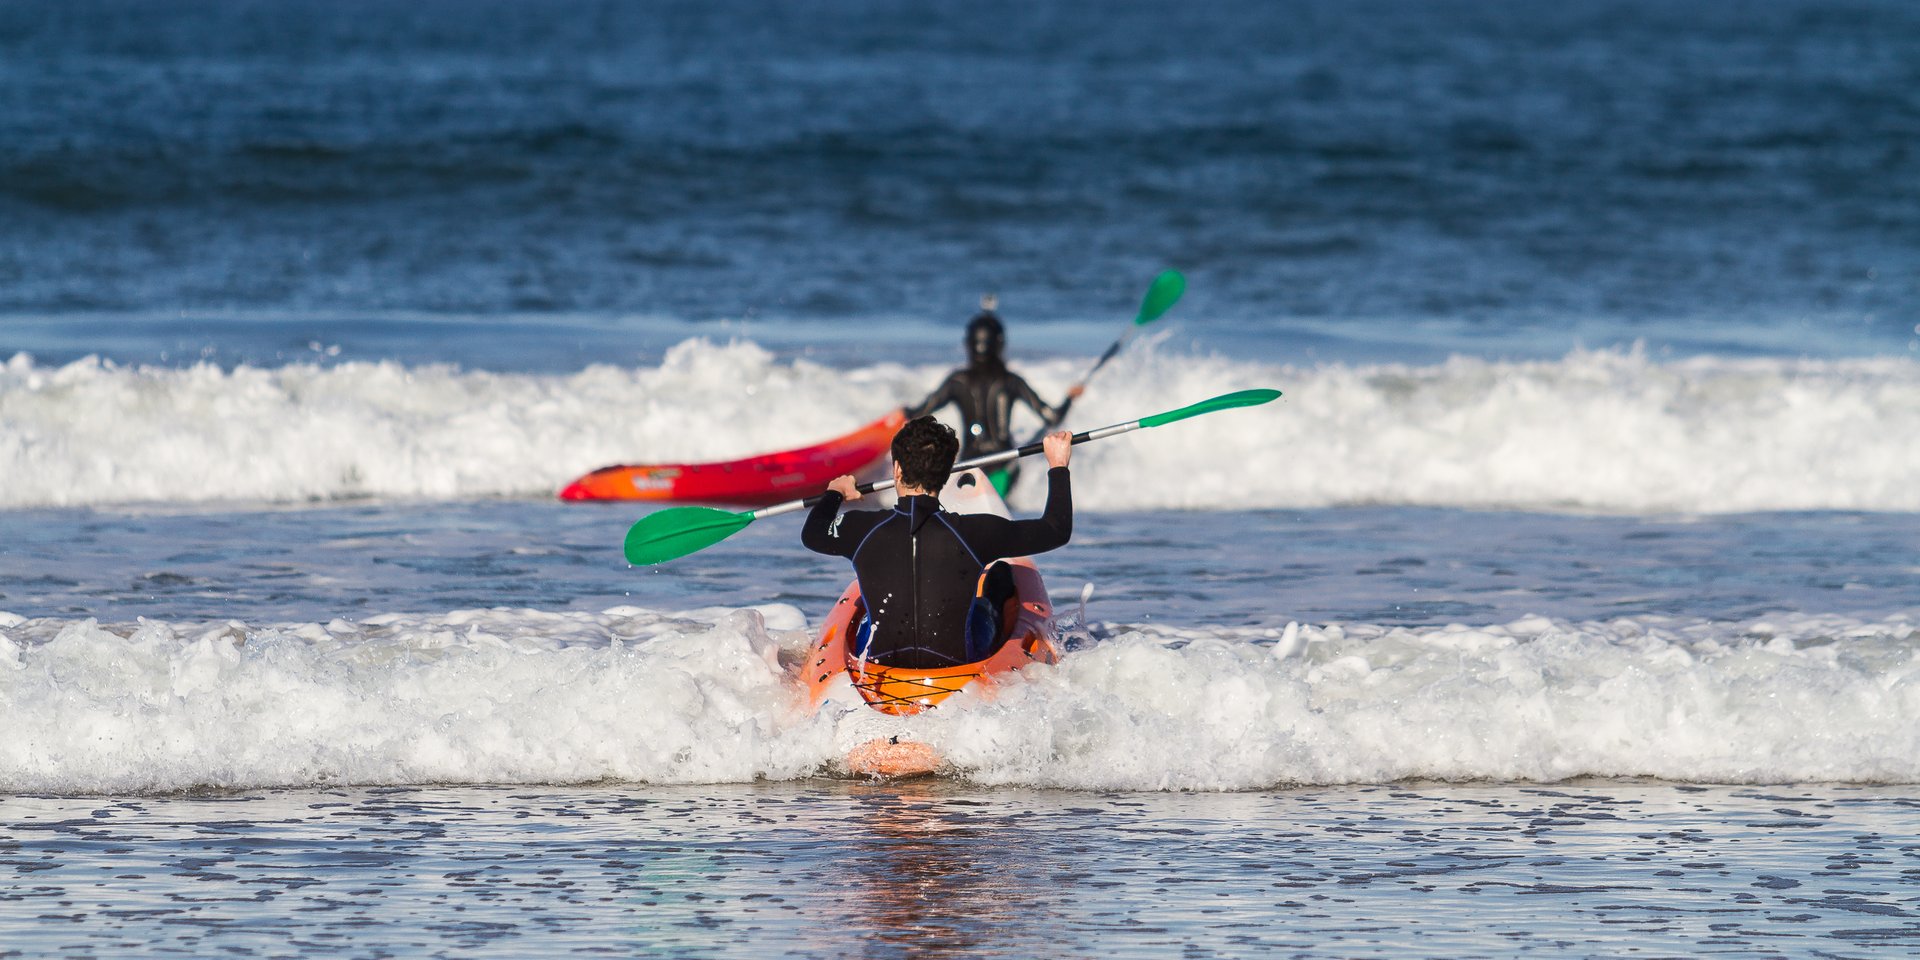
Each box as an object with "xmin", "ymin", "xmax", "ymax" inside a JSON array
[
  {"xmin": 1008, "ymin": 372, "xmax": 1067, "ymax": 428},
  {"xmin": 905, "ymin": 372, "xmax": 961, "ymax": 420},
  {"xmin": 800, "ymin": 478, "xmax": 860, "ymax": 557},
  {"xmin": 966, "ymin": 432, "xmax": 1073, "ymax": 558}
]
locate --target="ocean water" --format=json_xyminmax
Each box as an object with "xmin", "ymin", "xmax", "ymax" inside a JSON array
[
  {"xmin": 5, "ymin": 783, "xmax": 1918, "ymax": 958},
  {"xmin": 3, "ymin": 0, "xmax": 1919, "ymax": 955}
]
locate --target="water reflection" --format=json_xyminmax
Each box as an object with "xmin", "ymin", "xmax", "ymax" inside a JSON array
[
  {"xmin": 831, "ymin": 786, "xmax": 1067, "ymax": 959},
  {"xmin": 3, "ymin": 783, "xmax": 1918, "ymax": 958}
]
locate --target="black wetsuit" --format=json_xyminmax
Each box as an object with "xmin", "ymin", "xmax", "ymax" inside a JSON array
[
  {"xmin": 801, "ymin": 467, "xmax": 1072, "ymax": 668},
  {"xmin": 907, "ymin": 363, "xmax": 1064, "ymax": 460}
]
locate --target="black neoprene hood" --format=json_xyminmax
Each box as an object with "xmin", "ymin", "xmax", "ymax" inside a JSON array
[{"xmin": 965, "ymin": 312, "xmax": 1005, "ymax": 365}]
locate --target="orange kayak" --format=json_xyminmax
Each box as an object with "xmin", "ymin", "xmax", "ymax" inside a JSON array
[
  {"xmin": 801, "ymin": 468, "xmax": 1062, "ymax": 777},
  {"xmin": 803, "ymin": 558, "xmax": 1059, "ymax": 717},
  {"xmin": 558, "ymin": 409, "xmax": 905, "ymax": 504}
]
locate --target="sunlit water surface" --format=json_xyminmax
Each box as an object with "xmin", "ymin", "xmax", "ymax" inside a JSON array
[{"xmin": 4, "ymin": 782, "xmax": 1917, "ymax": 958}]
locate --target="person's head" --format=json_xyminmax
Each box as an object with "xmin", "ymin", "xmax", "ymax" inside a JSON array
[
  {"xmin": 891, "ymin": 415, "xmax": 959, "ymax": 492},
  {"xmin": 964, "ymin": 310, "xmax": 1005, "ymax": 368}
]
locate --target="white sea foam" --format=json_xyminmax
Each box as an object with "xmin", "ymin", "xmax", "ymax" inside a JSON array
[
  {"xmin": 3, "ymin": 342, "xmax": 1918, "ymax": 512},
  {"xmin": 2, "ymin": 605, "xmax": 1914, "ymax": 793}
]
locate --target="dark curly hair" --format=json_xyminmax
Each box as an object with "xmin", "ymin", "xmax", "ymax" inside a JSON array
[{"xmin": 891, "ymin": 415, "xmax": 959, "ymax": 491}]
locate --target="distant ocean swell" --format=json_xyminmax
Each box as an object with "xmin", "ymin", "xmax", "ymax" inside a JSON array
[
  {"xmin": 2, "ymin": 340, "xmax": 1917, "ymax": 513},
  {"xmin": 1, "ymin": 604, "xmax": 1914, "ymax": 793}
]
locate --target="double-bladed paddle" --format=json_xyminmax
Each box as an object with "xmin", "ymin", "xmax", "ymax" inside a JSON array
[{"xmin": 623, "ymin": 387, "xmax": 1280, "ymax": 565}]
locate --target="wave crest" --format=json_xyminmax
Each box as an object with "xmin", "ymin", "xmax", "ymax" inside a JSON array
[
  {"xmin": 2, "ymin": 605, "xmax": 1913, "ymax": 793},
  {"xmin": 3, "ymin": 343, "xmax": 1917, "ymax": 512}
]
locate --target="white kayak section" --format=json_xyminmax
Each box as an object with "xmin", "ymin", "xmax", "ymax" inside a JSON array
[{"xmin": 939, "ymin": 468, "xmax": 1011, "ymax": 519}]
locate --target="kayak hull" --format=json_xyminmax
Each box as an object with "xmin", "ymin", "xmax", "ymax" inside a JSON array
[
  {"xmin": 558, "ymin": 410, "xmax": 905, "ymax": 504},
  {"xmin": 804, "ymin": 558, "xmax": 1058, "ymax": 717},
  {"xmin": 843, "ymin": 737, "xmax": 945, "ymax": 779}
]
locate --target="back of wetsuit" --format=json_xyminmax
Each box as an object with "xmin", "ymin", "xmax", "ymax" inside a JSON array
[
  {"xmin": 800, "ymin": 467, "xmax": 1072, "ymax": 667},
  {"xmin": 907, "ymin": 367, "xmax": 1061, "ymax": 460}
]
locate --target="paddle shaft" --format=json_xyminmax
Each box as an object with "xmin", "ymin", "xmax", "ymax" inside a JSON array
[
  {"xmin": 621, "ymin": 388, "xmax": 1278, "ymax": 566},
  {"xmin": 1039, "ymin": 331, "xmax": 1134, "ymax": 429},
  {"xmin": 1028, "ymin": 270, "xmax": 1184, "ymax": 441},
  {"xmin": 753, "ymin": 420, "xmax": 1140, "ymax": 521}
]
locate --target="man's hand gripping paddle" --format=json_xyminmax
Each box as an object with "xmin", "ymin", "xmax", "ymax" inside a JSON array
[{"xmin": 623, "ymin": 387, "xmax": 1281, "ymax": 565}]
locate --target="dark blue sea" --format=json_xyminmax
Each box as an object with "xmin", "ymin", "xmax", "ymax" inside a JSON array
[
  {"xmin": 3, "ymin": 0, "xmax": 1915, "ymax": 369},
  {"xmin": 2, "ymin": 1, "xmax": 1918, "ymax": 956}
]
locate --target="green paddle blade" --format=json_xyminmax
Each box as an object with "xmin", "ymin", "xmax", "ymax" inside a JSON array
[
  {"xmin": 624, "ymin": 507, "xmax": 756, "ymax": 565},
  {"xmin": 1139, "ymin": 388, "xmax": 1281, "ymax": 428},
  {"xmin": 1135, "ymin": 269, "xmax": 1186, "ymax": 326}
]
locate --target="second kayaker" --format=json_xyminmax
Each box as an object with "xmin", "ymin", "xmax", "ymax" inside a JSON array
[{"xmin": 906, "ymin": 299, "xmax": 1084, "ymax": 463}]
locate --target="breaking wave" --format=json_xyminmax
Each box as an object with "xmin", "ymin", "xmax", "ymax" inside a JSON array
[
  {"xmin": 1, "ymin": 604, "xmax": 1915, "ymax": 793},
  {"xmin": 2, "ymin": 340, "xmax": 1917, "ymax": 513}
]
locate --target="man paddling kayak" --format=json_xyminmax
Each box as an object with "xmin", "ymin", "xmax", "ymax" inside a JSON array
[
  {"xmin": 906, "ymin": 302, "xmax": 1083, "ymax": 465},
  {"xmin": 802, "ymin": 415, "xmax": 1074, "ymax": 669}
]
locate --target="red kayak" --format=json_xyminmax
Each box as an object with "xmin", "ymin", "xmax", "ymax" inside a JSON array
[{"xmin": 558, "ymin": 409, "xmax": 905, "ymax": 505}]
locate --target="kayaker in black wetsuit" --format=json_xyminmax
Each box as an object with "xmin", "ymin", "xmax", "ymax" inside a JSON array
[
  {"xmin": 906, "ymin": 302, "xmax": 1084, "ymax": 466},
  {"xmin": 802, "ymin": 415, "xmax": 1074, "ymax": 669}
]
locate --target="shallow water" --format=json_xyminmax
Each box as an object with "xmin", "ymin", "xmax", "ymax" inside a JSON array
[
  {"xmin": 5, "ymin": 502, "xmax": 1916, "ymax": 628},
  {"xmin": 4, "ymin": 502, "xmax": 1915, "ymax": 795},
  {"xmin": 4, "ymin": 782, "xmax": 1917, "ymax": 958},
  {"xmin": 3, "ymin": 0, "xmax": 1917, "ymax": 954}
]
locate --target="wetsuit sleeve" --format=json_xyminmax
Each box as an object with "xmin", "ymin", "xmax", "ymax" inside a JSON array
[
  {"xmin": 801, "ymin": 492, "xmax": 855, "ymax": 557},
  {"xmin": 967, "ymin": 467, "xmax": 1073, "ymax": 560},
  {"xmin": 905, "ymin": 372, "xmax": 961, "ymax": 420},
  {"xmin": 1008, "ymin": 373, "xmax": 1064, "ymax": 427}
]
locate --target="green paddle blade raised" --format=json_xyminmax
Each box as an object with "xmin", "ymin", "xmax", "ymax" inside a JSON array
[
  {"xmin": 624, "ymin": 506, "xmax": 756, "ymax": 565},
  {"xmin": 1135, "ymin": 269, "xmax": 1186, "ymax": 326},
  {"xmin": 1139, "ymin": 388, "xmax": 1281, "ymax": 428}
]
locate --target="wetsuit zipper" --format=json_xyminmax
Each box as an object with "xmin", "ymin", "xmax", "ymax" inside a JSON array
[{"xmin": 909, "ymin": 502, "xmax": 919, "ymax": 642}]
